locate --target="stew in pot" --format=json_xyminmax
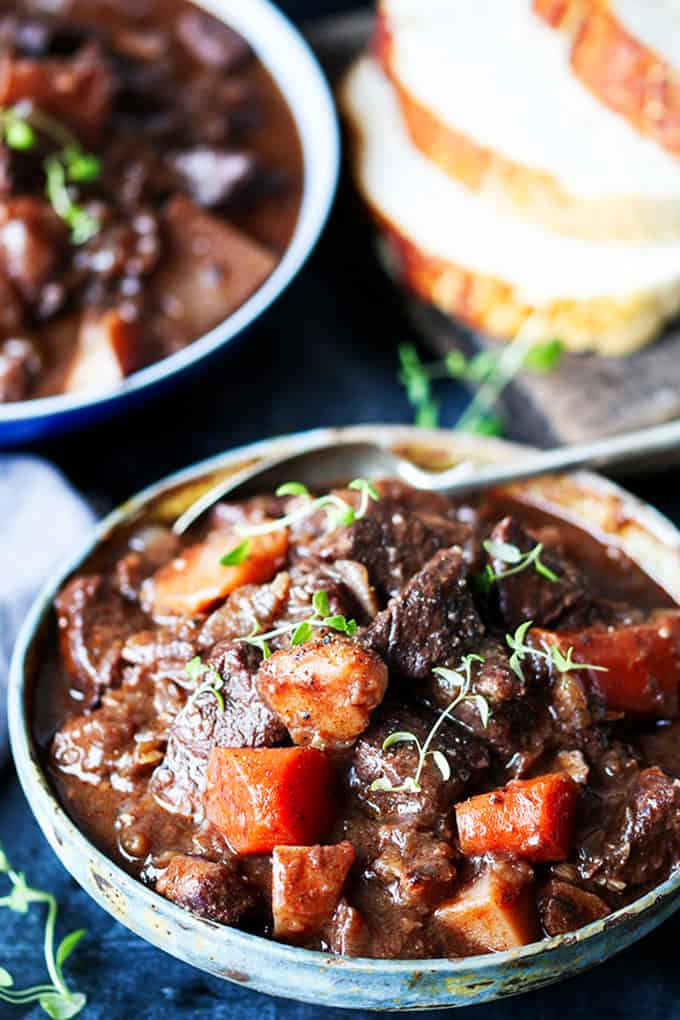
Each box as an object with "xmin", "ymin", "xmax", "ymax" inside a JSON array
[
  {"xmin": 35, "ymin": 479, "xmax": 680, "ymax": 958},
  {"xmin": 0, "ymin": 0, "xmax": 302, "ymax": 402}
]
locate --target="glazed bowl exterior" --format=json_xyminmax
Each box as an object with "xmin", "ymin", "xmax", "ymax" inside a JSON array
[
  {"xmin": 0, "ymin": 0, "xmax": 339, "ymax": 448},
  {"xmin": 9, "ymin": 425, "xmax": 680, "ymax": 1010}
]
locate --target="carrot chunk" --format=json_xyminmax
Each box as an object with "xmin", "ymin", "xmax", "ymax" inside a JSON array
[
  {"xmin": 257, "ymin": 635, "xmax": 388, "ymax": 751},
  {"xmin": 204, "ymin": 747, "xmax": 335, "ymax": 855},
  {"xmin": 145, "ymin": 527, "xmax": 288, "ymax": 618},
  {"xmin": 532, "ymin": 611, "xmax": 680, "ymax": 717},
  {"xmin": 455, "ymin": 773, "xmax": 579, "ymax": 862},
  {"xmin": 435, "ymin": 861, "xmax": 539, "ymax": 953},
  {"xmin": 272, "ymin": 842, "xmax": 356, "ymax": 942}
]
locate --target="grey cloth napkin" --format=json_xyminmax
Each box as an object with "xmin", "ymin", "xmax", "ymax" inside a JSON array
[{"xmin": 0, "ymin": 456, "xmax": 96, "ymax": 765}]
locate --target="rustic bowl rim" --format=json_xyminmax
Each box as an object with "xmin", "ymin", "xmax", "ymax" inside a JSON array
[
  {"xmin": 0, "ymin": 0, "xmax": 340, "ymax": 425},
  {"xmin": 9, "ymin": 424, "xmax": 680, "ymax": 985}
]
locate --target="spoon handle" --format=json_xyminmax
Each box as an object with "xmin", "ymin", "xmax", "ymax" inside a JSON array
[{"xmin": 399, "ymin": 419, "xmax": 680, "ymax": 496}]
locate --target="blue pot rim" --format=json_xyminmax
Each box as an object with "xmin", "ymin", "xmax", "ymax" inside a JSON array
[
  {"xmin": 9, "ymin": 425, "xmax": 680, "ymax": 982},
  {"xmin": 0, "ymin": 0, "xmax": 340, "ymax": 427}
]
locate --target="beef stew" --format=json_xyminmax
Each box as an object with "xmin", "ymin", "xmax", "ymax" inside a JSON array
[
  {"xmin": 36, "ymin": 479, "xmax": 680, "ymax": 959},
  {"xmin": 0, "ymin": 0, "xmax": 303, "ymax": 402}
]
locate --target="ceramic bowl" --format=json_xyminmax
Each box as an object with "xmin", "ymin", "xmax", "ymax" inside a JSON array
[
  {"xmin": 0, "ymin": 0, "xmax": 339, "ymax": 448},
  {"xmin": 9, "ymin": 425, "xmax": 680, "ymax": 1010}
]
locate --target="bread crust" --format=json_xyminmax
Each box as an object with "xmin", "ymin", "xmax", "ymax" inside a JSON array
[
  {"xmin": 376, "ymin": 4, "xmax": 680, "ymax": 241},
  {"xmin": 534, "ymin": 0, "xmax": 680, "ymax": 155}
]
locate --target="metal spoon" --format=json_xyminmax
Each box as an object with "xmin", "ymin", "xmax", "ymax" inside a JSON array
[{"xmin": 173, "ymin": 419, "xmax": 680, "ymax": 536}]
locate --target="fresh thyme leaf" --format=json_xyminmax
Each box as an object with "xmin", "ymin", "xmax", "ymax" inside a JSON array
[
  {"xmin": 55, "ymin": 931, "xmax": 87, "ymax": 970},
  {"xmin": 185, "ymin": 658, "xmax": 225, "ymax": 713},
  {"xmin": 382, "ymin": 731, "xmax": 419, "ymax": 751},
  {"xmin": 483, "ymin": 540, "xmax": 560, "ymax": 587},
  {"xmin": 236, "ymin": 479, "xmax": 379, "ymax": 541},
  {"xmin": 371, "ymin": 655, "xmax": 490, "ymax": 794},
  {"xmin": 39, "ymin": 992, "xmax": 86, "ymax": 1020},
  {"xmin": 64, "ymin": 151, "xmax": 101, "ymax": 183},
  {"xmin": 523, "ymin": 339, "xmax": 564, "ymax": 373},
  {"xmin": 45, "ymin": 156, "xmax": 99, "ymax": 245},
  {"xmin": 5, "ymin": 119, "xmax": 35, "ymax": 150},
  {"xmin": 549, "ymin": 644, "xmax": 607, "ymax": 674},
  {"xmin": 291, "ymin": 621, "xmax": 313, "ymax": 645},
  {"xmin": 483, "ymin": 539, "xmax": 523, "ymax": 564},
  {"xmin": 237, "ymin": 591, "xmax": 358, "ymax": 655},
  {"xmin": 220, "ymin": 539, "xmax": 251, "ymax": 566},
  {"xmin": 431, "ymin": 750, "xmax": 451, "ymax": 781},
  {"xmin": 276, "ymin": 482, "xmax": 310, "ymax": 497},
  {"xmin": 312, "ymin": 590, "xmax": 330, "ymax": 617}
]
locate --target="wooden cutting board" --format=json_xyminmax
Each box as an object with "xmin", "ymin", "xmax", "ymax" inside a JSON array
[{"xmin": 307, "ymin": 11, "xmax": 680, "ymax": 447}]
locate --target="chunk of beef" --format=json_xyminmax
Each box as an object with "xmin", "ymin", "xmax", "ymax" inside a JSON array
[
  {"xmin": 147, "ymin": 197, "xmax": 276, "ymax": 354},
  {"xmin": 317, "ymin": 500, "xmax": 474, "ymax": 600},
  {"xmin": 0, "ymin": 42, "xmax": 113, "ymax": 145},
  {"xmin": 150, "ymin": 641, "xmax": 286, "ymax": 821},
  {"xmin": 176, "ymin": 10, "xmax": 252, "ymax": 71},
  {"xmin": 0, "ymin": 336, "xmax": 40, "ymax": 402},
  {"xmin": 371, "ymin": 827, "xmax": 456, "ymax": 910},
  {"xmin": 364, "ymin": 549, "xmax": 484, "ymax": 679},
  {"xmin": 487, "ymin": 517, "xmax": 592, "ymax": 631},
  {"xmin": 121, "ymin": 624, "xmax": 199, "ymax": 687},
  {"xmin": 351, "ymin": 705, "xmax": 489, "ymax": 828},
  {"xmin": 51, "ymin": 671, "xmax": 164, "ymax": 787},
  {"xmin": 55, "ymin": 574, "xmax": 148, "ymax": 706},
  {"xmin": 257, "ymin": 633, "xmax": 388, "ymax": 752},
  {"xmin": 638, "ymin": 722, "xmax": 680, "ymax": 778},
  {"xmin": 156, "ymin": 854, "xmax": 257, "ymax": 926},
  {"xmin": 198, "ymin": 572, "xmax": 291, "ymax": 649},
  {"xmin": 579, "ymin": 767, "xmax": 680, "ymax": 889},
  {"xmin": 169, "ymin": 148, "xmax": 258, "ymax": 209},
  {"xmin": 538, "ymin": 879, "xmax": 609, "ymax": 936},
  {"xmin": 113, "ymin": 525, "xmax": 181, "ymax": 601},
  {"xmin": 0, "ymin": 198, "xmax": 65, "ymax": 302}
]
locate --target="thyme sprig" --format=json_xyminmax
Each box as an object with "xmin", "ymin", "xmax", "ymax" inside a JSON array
[
  {"xmin": 398, "ymin": 335, "xmax": 563, "ymax": 435},
  {"xmin": 0, "ymin": 103, "xmax": 101, "ymax": 243},
  {"xmin": 185, "ymin": 657, "xmax": 226, "ymax": 712},
  {"xmin": 0, "ymin": 846, "xmax": 87, "ymax": 1019},
  {"xmin": 480, "ymin": 538, "xmax": 560, "ymax": 592},
  {"xmin": 221, "ymin": 479, "xmax": 380, "ymax": 564},
  {"xmin": 238, "ymin": 590, "xmax": 357, "ymax": 659},
  {"xmin": 506, "ymin": 620, "xmax": 609, "ymax": 682},
  {"xmin": 370, "ymin": 655, "xmax": 489, "ymax": 795}
]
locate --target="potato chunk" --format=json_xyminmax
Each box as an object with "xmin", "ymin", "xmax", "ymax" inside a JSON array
[
  {"xmin": 272, "ymin": 842, "xmax": 356, "ymax": 942},
  {"xmin": 435, "ymin": 862, "xmax": 539, "ymax": 954},
  {"xmin": 257, "ymin": 634, "xmax": 388, "ymax": 751}
]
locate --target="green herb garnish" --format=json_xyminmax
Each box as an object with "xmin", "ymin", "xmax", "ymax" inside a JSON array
[
  {"xmin": 370, "ymin": 655, "xmax": 489, "ymax": 795},
  {"xmin": 220, "ymin": 539, "xmax": 252, "ymax": 567},
  {"xmin": 506, "ymin": 620, "xmax": 608, "ymax": 682},
  {"xmin": 480, "ymin": 538, "xmax": 560, "ymax": 592},
  {"xmin": 238, "ymin": 589, "xmax": 357, "ymax": 659},
  {"xmin": 398, "ymin": 334, "xmax": 563, "ymax": 435},
  {"xmin": 0, "ymin": 846, "xmax": 87, "ymax": 1018},
  {"xmin": 0, "ymin": 104, "xmax": 101, "ymax": 243},
  {"xmin": 185, "ymin": 656, "xmax": 226, "ymax": 713},
  {"xmin": 234, "ymin": 478, "xmax": 380, "ymax": 541}
]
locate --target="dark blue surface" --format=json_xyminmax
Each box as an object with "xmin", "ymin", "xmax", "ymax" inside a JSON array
[{"xmin": 4, "ymin": 1, "xmax": 680, "ymax": 1016}]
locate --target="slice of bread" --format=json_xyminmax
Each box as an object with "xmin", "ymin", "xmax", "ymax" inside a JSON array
[
  {"xmin": 340, "ymin": 57, "xmax": 680, "ymax": 355},
  {"xmin": 535, "ymin": 0, "xmax": 680, "ymax": 156},
  {"xmin": 378, "ymin": 0, "xmax": 680, "ymax": 242}
]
